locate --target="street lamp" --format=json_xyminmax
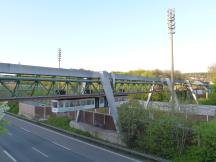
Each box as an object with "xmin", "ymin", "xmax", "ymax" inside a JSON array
[{"xmin": 167, "ymin": 8, "xmax": 175, "ymax": 110}]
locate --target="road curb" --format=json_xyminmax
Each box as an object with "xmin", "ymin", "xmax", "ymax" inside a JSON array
[{"xmin": 5, "ymin": 112, "xmax": 171, "ymax": 162}]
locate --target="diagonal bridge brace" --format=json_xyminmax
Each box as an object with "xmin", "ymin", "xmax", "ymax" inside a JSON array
[{"xmin": 99, "ymin": 71, "xmax": 121, "ymax": 134}]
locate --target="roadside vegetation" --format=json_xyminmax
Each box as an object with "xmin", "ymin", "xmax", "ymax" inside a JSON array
[
  {"xmin": 0, "ymin": 120, "xmax": 8, "ymax": 134},
  {"xmin": 175, "ymin": 119, "xmax": 216, "ymax": 162},
  {"xmin": 5, "ymin": 101, "xmax": 92, "ymax": 137},
  {"xmin": 43, "ymin": 116, "xmax": 92, "ymax": 137},
  {"xmin": 7, "ymin": 102, "xmax": 19, "ymax": 114},
  {"xmin": 0, "ymin": 103, "xmax": 11, "ymax": 134},
  {"xmin": 199, "ymin": 92, "xmax": 216, "ymax": 105},
  {"xmin": 118, "ymin": 101, "xmax": 216, "ymax": 162},
  {"xmin": 199, "ymin": 75, "xmax": 216, "ymax": 105}
]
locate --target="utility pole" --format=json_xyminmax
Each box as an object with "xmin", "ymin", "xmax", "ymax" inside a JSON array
[{"xmin": 167, "ymin": 8, "xmax": 175, "ymax": 110}]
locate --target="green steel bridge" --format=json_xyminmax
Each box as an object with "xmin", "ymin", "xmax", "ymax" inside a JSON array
[{"xmin": 0, "ymin": 63, "xmax": 210, "ymax": 133}]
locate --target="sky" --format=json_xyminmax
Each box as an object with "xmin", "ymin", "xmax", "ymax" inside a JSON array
[{"xmin": 0, "ymin": 0, "xmax": 216, "ymax": 73}]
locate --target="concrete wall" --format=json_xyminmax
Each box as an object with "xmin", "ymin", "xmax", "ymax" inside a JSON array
[
  {"xmin": 19, "ymin": 102, "xmax": 35, "ymax": 119},
  {"xmin": 70, "ymin": 121, "xmax": 124, "ymax": 146},
  {"xmin": 141, "ymin": 101, "xmax": 216, "ymax": 116}
]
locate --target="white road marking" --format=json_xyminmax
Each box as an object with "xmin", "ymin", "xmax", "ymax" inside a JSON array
[
  {"xmin": 52, "ymin": 141, "xmax": 71, "ymax": 150},
  {"xmin": 21, "ymin": 127, "xmax": 31, "ymax": 133},
  {"xmin": 3, "ymin": 150, "xmax": 17, "ymax": 162},
  {"xmin": 32, "ymin": 147, "xmax": 48, "ymax": 158},
  {"xmin": 6, "ymin": 115, "xmax": 141, "ymax": 162}
]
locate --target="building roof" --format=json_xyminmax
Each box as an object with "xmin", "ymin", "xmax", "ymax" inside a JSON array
[
  {"xmin": 193, "ymin": 80, "xmax": 204, "ymax": 85},
  {"xmin": 20, "ymin": 101, "xmax": 50, "ymax": 107}
]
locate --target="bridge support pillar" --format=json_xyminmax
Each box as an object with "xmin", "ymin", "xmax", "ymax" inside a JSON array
[
  {"xmin": 75, "ymin": 110, "xmax": 80, "ymax": 122},
  {"xmin": 186, "ymin": 80, "xmax": 198, "ymax": 104},
  {"xmin": 145, "ymin": 84, "xmax": 155, "ymax": 109},
  {"xmin": 100, "ymin": 71, "xmax": 121, "ymax": 134},
  {"xmin": 164, "ymin": 78, "xmax": 180, "ymax": 110}
]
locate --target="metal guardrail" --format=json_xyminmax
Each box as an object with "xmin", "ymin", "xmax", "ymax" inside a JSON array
[{"xmin": 5, "ymin": 112, "xmax": 171, "ymax": 162}]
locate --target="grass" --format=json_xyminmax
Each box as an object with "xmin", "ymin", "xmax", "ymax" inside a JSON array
[
  {"xmin": 199, "ymin": 93, "xmax": 216, "ymax": 105},
  {"xmin": 43, "ymin": 116, "xmax": 92, "ymax": 137},
  {"xmin": 0, "ymin": 120, "xmax": 9, "ymax": 134}
]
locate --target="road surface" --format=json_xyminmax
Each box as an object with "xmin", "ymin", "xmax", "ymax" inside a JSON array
[{"xmin": 0, "ymin": 114, "xmax": 144, "ymax": 162}]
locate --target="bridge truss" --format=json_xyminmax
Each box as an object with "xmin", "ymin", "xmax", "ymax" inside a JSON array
[{"xmin": 0, "ymin": 63, "xmax": 209, "ymax": 133}]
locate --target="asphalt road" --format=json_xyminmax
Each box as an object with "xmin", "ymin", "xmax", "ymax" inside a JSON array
[{"xmin": 0, "ymin": 114, "xmax": 143, "ymax": 162}]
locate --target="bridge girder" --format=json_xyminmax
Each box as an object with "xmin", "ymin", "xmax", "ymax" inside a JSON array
[
  {"xmin": 0, "ymin": 63, "xmax": 208, "ymax": 102},
  {"xmin": 0, "ymin": 63, "xmax": 210, "ymax": 133}
]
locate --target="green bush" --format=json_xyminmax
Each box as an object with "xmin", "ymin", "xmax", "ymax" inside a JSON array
[
  {"xmin": 43, "ymin": 116, "xmax": 92, "ymax": 137},
  {"xmin": 118, "ymin": 101, "xmax": 194, "ymax": 159},
  {"xmin": 199, "ymin": 83, "xmax": 216, "ymax": 105},
  {"xmin": 118, "ymin": 101, "xmax": 146, "ymax": 148},
  {"xmin": 174, "ymin": 146, "xmax": 207, "ymax": 162},
  {"xmin": 138, "ymin": 115, "xmax": 192, "ymax": 159},
  {"xmin": 7, "ymin": 102, "xmax": 19, "ymax": 114},
  {"xmin": 175, "ymin": 119, "xmax": 216, "ymax": 162},
  {"xmin": 199, "ymin": 93, "xmax": 216, "ymax": 105},
  {"xmin": 119, "ymin": 101, "xmax": 216, "ymax": 161}
]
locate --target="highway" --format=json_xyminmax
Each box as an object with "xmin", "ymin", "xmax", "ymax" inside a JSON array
[{"xmin": 0, "ymin": 114, "xmax": 144, "ymax": 162}]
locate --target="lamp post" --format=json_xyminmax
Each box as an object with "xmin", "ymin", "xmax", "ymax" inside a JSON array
[{"xmin": 167, "ymin": 8, "xmax": 175, "ymax": 110}]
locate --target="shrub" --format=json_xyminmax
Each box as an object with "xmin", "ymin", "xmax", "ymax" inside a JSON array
[
  {"xmin": 199, "ymin": 83, "xmax": 216, "ymax": 105},
  {"xmin": 174, "ymin": 119, "xmax": 216, "ymax": 162},
  {"xmin": 137, "ymin": 114, "xmax": 192, "ymax": 159},
  {"xmin": 7, "ymin": 102, "xmax": 19, "ymax": 114},
  {"xmin": 118, "ymin": 101, "xmax": 194, "ymax": 159},
  {"xmin": 199, "ymin": 93, "xmax": 216, "ymax": 105}
]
